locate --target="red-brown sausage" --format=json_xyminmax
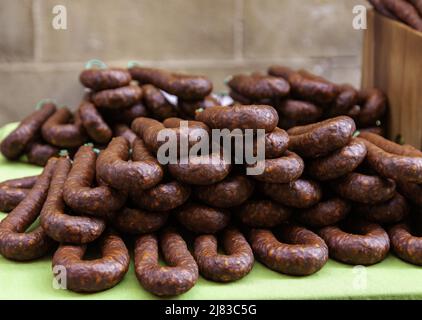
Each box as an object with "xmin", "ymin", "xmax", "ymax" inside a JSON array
[
  {"xmin": 26, "ymin": 141, "xmax": 59, "ymax": 166},
  {"xmin": 389, "ymin": 222, "xmax": 422, "ymax": 266},
  {"xmin": 194, "ymin": 175, "xmax": 254, "ymax": 208},
  {"xmin": 52, "ymin": 231, "xmax": 130, "ymax": 292},
  {"xmin": 275, "ymin": 99, "xmax": 323, "ymax": 128},
  {"xmin": 296, "ymin": 198, "xmax": 350, "ymax": 228},
  {"xmin": 96, "ymin": 137, "xmax": 163, "ymax": 192},
  {"xmin": 1, "ymin": 102, "xmax": 57, "ymax": 160},
  {"xmin": 78, "ymin": 101, "xmax": 112, "ymax": 144},
  {"xmin": 40, "ymin": 157, "xmax": 106, "ymax": 244},
  {"xmin": 250, "ymin": 224, "xmax": 329, "ymax": 275},
  {"xmin": 256, "ymin": 127, "xmax": 289, "ymax": 159},
  {"xmin": 237, "ymin": 199, "xmax": 291, "ymax": 228},
  {"xmin": 0, "ymin": 175, "xmax": 38, "ymax": 213},
  {"xmin": 0, "ymin": 158, "xmax": 57, "ymax": 261},
  {"xmin": 194, "ymin": 228, "xmax": 254, "ymax": 282},
  {"xmin": 41, "ymin": 108, "xmax": 87, "ymax": 148},
  {"xmin": 356, "ymin": 88, "xmax": 388, "ymax": 127},
  {"xmin": 79, "ymin": 68, "xmax": 132, "ymax": 91},
  {"xmin": 227, "ymin": 74, "xmax": 290, "ymax": 100},
  {"xmin": 92, "ymin": 85, "xmax": 143, "ymax": 109},
  {"xmin": 359, "ymin": 131, "xmax": 422, "ymax": 157},
  {"xmin": 177, "ymin": 203, "xmax": 230, "ymax": 234},
  {"xmin": 134, "ymin": 228, "xmax": 199, "ymax": 296},
  {"xmin": 178, "ymin": 95, "xmax": 219, "ymax": 118},
  {"xmin": 113, "ymin": 206, "xmax": 168, "ymax": 234},
  {"xmin": 287, "ymin": 116, "xmax": 356, "ymax": 158},
  {"xmin": 112, "ymin": 123, "xmax": 137, "ymax": 146},
  {"xmin": 63, "ymin": 145, "xmax": 126, "ymax": 218},
  {"xmin": 142, "ymin": 84, "xmax": 178, "ymax": 120},
  {"xmin": 319, "ymin": 220, "xmax": 390, "ymax": 265},
  {"xmin": 307, "ymin": 138, "xmax": 367, "ymax": 181},
  {"xmin": 383, "ymin": 0, "xmax": 422, "ymax": 31}
]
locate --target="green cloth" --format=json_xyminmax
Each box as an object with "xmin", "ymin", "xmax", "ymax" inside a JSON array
[{"xmin": 1, "ymin": 122, "xmax": 422, "ymax": 300}]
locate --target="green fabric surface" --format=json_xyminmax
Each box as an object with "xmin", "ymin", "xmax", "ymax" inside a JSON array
[{"xmin": 1, "ymin": 122, "xmax": 422, "ymax": 300}]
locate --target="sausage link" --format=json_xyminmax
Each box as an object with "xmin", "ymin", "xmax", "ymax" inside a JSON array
[
  {"xmin": 329, "ymin": 84, "xmax": 359, "ymax": 117},
  {"xmin": 178, "ymin": 95, "xmax": 219, "ymax": 118},
  {"xmin": 41, "ymin": 108, "xmax": 87, "ymax": 148},
  {"xmin": 331, "ymin": 172, "xmax": 396, "ymax": 204},
  {"xmin": 134, "ymin": 228, "xmax": 199, "ymax": 296},
  {"xmin": 357, "ymin": 88, "xmax": 387, "ymax": 127},
  {"xmin": 92, "ymin": 85, "xmax": 143, "ymax": 109},
  {"xmin": 268, "ymin": 65, "xmax": 295, "ymax": 80},
  {"xmin": 79, "ymin": 68, "xmax": 132, "ymax": 91},
  {"xmin": 368, "ymin": 0, "xmax": 398, "ymax": 19},
  {"xmin": 229, "ymin": 89, "xmax": 252, "ymax": 105},
  {"xmin": 355, "ymin": 192, "xmax": 409, "ymax": 224},
  {"xmin": 0, "ymin": 175, "xmax": 38, "ymax": 213},
  {"xmin": 0, "ymin": 158, "xmax": 57, "ymax": 261},
  {"xmin": 255, "ymin": 127, "xmax": 289, "ymax": 159},
  {"xmin": 40, "ymin": 157, "xmax": 106, "ymax": 244},
  {"xmin": 129, "ymin": 66, "xmax": 212, "ymax": 100},
  {"xmin": 195, "ymin": 105, "xmax": 279, "ymax": 132},
  {"xmin": 397, "ymin": 181, "xmax": 422, "ymax": 206},
  {"xmin": 249, "ymin": 151, "xmax": 304, "ymax": 183},
  {"xmin": 163, "ymin": 117, "xmax": 210, "ymax": 131},
  {"xmin": 238, "ymin": 199, "xmax": 291, "ymax": 228},
  {"xmin": 287, "ymin": 116, "xmax": 356, "ymax": 158},
  {"xmin": 52, "ymin": 231, "xmax": 130, "ymax": 292},
  {"xmin": 26, "ymin": 141, "xmax": 59, "ymax": 166},
  {"xmin": 296, "ymin": 198, "xmax": 350, "ymax": 228},
  {"xmin": 362, "ymin": 139, "xmax": 422, "ymax": 184},
  {"xmin": 194, "ymin": 228, "xmax": 254, "ymax": 282},
  {"xmin": 227, "ymin": 74, "xmax": 290, "ymax": 100},
  {"xmin": 389, "ymin": 223, "xmax": 422, "ymax": 265},
  {"xmin": 383, "ymin": 0, "xmax": 422, "ymax": 31},
  {"xmin": 1, "ymin": 103, "xmax": 56, "ymax": 160},
  {"xmin": 250, "ymin": 225, "xmax": 328, "ymax": 275},
  {"xmin": 359, "ymin": 131, "xmax": 422, "ymax": 157},
  {"xmin": 113, "ymin": 123, "xmax": 137, "ymax": 146},
  {"xmin": 177, "ymin": 203, "xmax": 230, "ymax": 234},
  {"xmin": 195, "ymin": 175, "xmax": 254, "ymax": 208},
  {"xmin": 63, "ymin": 145, "xmax": 126, "ymax": 218},
  {"xmin": 100, "ymin": 102, "xmax": 150, "ymax": 125},
  {"xmin": 318, "ymin": 220, "xmax": 390, "ymax": 265},
  {"xmin": 275, "ymin": 99, "xmax": 322, "ymax": 128},
  {"xmin": 142, "ymin": 84, "xmax": 178, "ymax": 120},
  {"xmin": 79, "ymin": 101, "xmax": 112, "ymax": 144},
  {"xmin": 130, "ymin": 181, "xmax": 191, "ymax": 211},
  {"xmin": 307, "ymin": 138, "xmax": 367, "ymax": 181},
  {"xmin": 113, "ymin": 206, "xmax": 168, "ymax": 234},
  {"xmin": 261, "ymin": 179, "xmax": 323, "ymax": 208},
  {"xmin": 96, "ymin": 136, "xmax": 163, "ymax": 192}
]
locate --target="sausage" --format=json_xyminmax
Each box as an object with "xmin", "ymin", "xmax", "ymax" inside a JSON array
[
  {"xmin": 330, "ymin": 84, "xmax": 359, "ymax": 116},
  {"xmin": 134, "ymin": 228, "xmax": 199, "ymax": 296},
  {"xmin": 287, "ymin": 116, "xmax": 356, "ymax": 158},
  {"xmin": 26, "ymin": 141, "xmax": 59, "ymax": 166},
  {"xmin": 63, "ymin": 145, "xmax": 126, "ymax": 218},
  {"xmin": 275, "ymin": 99, "xmax": 323, "ymax": 128},
  {"xmin": 113, "ymin": 206, "xmax": 168, "ymax": 234},
  {"xmin": 229, "ymin": 89, "xmax": 252, "ymax": 105},
  {"xmin": 131, "ymin": 117, "xmax": 165, "ymax": 153},
  {"xmin": 178, "ymin": 95, "xmax": 219, "ymax": 118},
  {"xmin": 357, "ymin": 88, "xmax": 387, "ymax": 127},
  {"xmin": 177, "ymin": 203, "xmax": 230, "ymax": 234},
  {"xmin": 237, "ymin": 199, "xmax": 291, "ymax": 228},
  {"xmin": 397, "ymin": 181, "xmax": 422, "ymax": 206},
  {"xmin": 227, "ymin": 74, "xmax": 290, "ymax": 100},
  {"xmin": 359, "ymin": 131, "xmax": 422, "ymax": 157},
  {"xmin": 92, "ymin": 85, "xmax": 143, "ymax": 109},
  {"xmin": 0, "ymin": 175, "xmax": 38, "ymax": 213},
  {"xmin": 331, "ymin": 172, "xmax": 396, "ymax": 204},
  {"xmin": 252, "ymin": 127, "xmax": 289, "ymax": 159},
  {"xmin": 307, "ymin": 138, "xmax": 367, "ymax": 181},
  {"xmin": 248, "ymin": 151, "xmax": 304, "ymax": 183},
  {"xmin": 249, "ymin": 224, "xmax": 329, "ymax": 275},
  {"xmin": 408, "ymin": 0, "xmax": 422, "ymax": 16},
  {"xmin": 318, "ymin": 220, "xmax": 390, "ymax": 265},
  {"xmin": 130, "ymin": 181, "xmax": 191, "ymax": 211},
  {"xmin": 359, "ymin": 126, "xmax": 384, "ymax": 136},
  {"xmin": 383, "ymin": 0, "xmax": 422, "ymax": 31},
  {"xmin": 40, "ymin": 157, "xmax": 106, "ymax": 244},
  {"xmin": 142, "ymin": 84, "xmax": 178, "ymax": 120},
  {"xmin": 79, "ymin": 68, "xmax": 132, "ymax": 91},
  {"xmin": 261, "ymin": 179, "xmax": 323, "ymax": 208},
  {"xmin": 267, "ymin": 65, "xmax": 296, "ymax": 80},
  {"xmin": 362, "ymin": 139, "xmax": 422, "ymax": 184},
  {"xmin": 78, "ymin": 101, "xmax": 112, "ymax": 144},
  {"xmin": 100, "ymin": 102, "xmax": 150, "ymax": 125},
  {"xmin": 163, "ymin": 117, "xmax": 210, "ymax": 131},
  {"xmin": 52, "ymin": 231, "xmax": 130, "ymax": 292},
  {"xmin": 195, "ymin": 105, "xmax": 279, "ymax": 132},
  {"xmin": 389, "ymin": 223, "xmax": 422, "ymax": 265},
  {"xmin": 0, "ymin": 158, "xmax": 57, "ymax": 261},
  {"xmin": 129, "ymin": 66, "xmax": 212, "ymax": 100},
  {"xmin": 194, "ymin": 228, "xmax": 254, "ymax": 282},
  {"xmin": 1, "ymin": 102, "xmax": 57, "ymax": 160},
  {"xmin": 355, "ymin": 192, "xmax": 409, "ymax": 224},
  {"xmin": 96, "ymin": 136, "xmax": 163, "ymax": 192},
  {"xmin": 41, "ymin": 108, "xmax": 87, "ymax": 148},
  {"xmin": 296, "ymin": 198, "xmax": 350, "ymax": 228},
  {"xmin": 168, "ymin": 153, "xmax": 231, "ymax": 185},
  {"xmin": 368, "ymin": 0, "xmax": 398, "ymax": 19},
  {"xmin": 194, "ymin": 175, "xmax": 254, "ymax": 208},
  {"xmin": 113, "ymin": 123, "xmax": 137, "ymax": 146}
]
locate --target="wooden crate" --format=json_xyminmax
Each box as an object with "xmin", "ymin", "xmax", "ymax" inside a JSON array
[{"xmin": 362, "ymin": 9, "xmax": 422, "ymax": 148}]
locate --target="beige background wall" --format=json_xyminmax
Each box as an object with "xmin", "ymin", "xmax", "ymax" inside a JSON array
[{"xmin": 0, "ymin": 0, "xmax": 367, "ymax": 125}]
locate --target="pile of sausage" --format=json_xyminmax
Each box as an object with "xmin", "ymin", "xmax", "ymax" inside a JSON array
[
  {"xmin": 0, "ymin": 66, "xmax": 421, "ymax": 298},
  {"xmin": 368, "ymin": 0, "xmax": 422, "ymax": 32}
]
